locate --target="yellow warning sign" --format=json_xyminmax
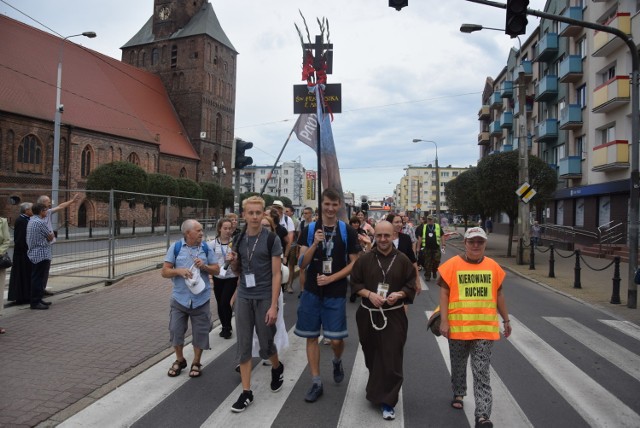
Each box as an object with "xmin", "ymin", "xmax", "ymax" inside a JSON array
[{"xmin": 515, "ymin": 182, "xmax": 537, "ymax": 204}]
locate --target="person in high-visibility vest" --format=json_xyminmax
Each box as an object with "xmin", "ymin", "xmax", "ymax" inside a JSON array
[
  {"xmin": 436, "ymin": 227, "xmax": 512, "ymax": 428},
  {"xmin": 415, "ymin": 215, "xmax": 443, "ymax": 281}
]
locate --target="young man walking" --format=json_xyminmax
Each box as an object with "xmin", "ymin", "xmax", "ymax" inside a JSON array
[
  {"xmin": 226, "ymin": 196, "xmax": 285, "ymax": 412},
  {"xmin": 295, "ymin": 188, "xmax": 360, "ymax": 402}
]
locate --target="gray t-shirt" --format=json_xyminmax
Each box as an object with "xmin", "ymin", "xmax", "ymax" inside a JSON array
[{"xmin": 236, "ymin": 228, "xmax": 282, "ymax": 300}]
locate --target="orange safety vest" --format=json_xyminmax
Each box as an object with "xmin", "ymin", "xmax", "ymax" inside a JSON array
[{"xmin": 438, "ymin": 255, "xmax": 505, "ymax": 340}]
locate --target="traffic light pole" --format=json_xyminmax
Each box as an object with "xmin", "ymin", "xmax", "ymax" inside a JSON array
[{"xmin": 466, "ymin": 0, "xmax": 640, "ymax": 308}]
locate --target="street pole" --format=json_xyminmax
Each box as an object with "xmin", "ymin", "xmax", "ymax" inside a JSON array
[
  {"xmin": 465, "ymin": 0, "xmax": 639, "ymax": 308},
  {"xmin": 51, "ymin": 31, "xmax": 96, "ymax": 232}
]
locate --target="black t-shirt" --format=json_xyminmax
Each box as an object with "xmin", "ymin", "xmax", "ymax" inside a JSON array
[
  {"xmin": 298, "ymin": 222, "xmax": 360, "ymax": 298},
  {"xmin": 415, "ymin": 223, "xmax": 442, "ymax": 249}
]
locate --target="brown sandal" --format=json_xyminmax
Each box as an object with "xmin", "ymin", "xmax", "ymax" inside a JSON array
[
  {"xmin": 189, "ymin": 363, "xmax": 202, "ymax": 378},
  {"xmin": 167, "ymin": 359, "xmax": 187, "ymax": 377}
]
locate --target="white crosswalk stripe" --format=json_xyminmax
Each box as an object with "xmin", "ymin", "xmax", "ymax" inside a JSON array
[
  {"xmin": 545, "ymin": 316, "xmax": 640, "ymax": 382},
  {"xmin": 426, "ymin": 311, "xmax": 532, "ymax": 428},
  {"xmin": 509, "ymin": 315, "xmax": 640, "ymax": 427},
  {"xmin": 599, "ymin": 319, "xmax": 640, "ymax": 342}
]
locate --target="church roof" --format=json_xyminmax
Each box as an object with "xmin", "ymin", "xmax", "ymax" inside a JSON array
[
  {"xmin": 0, "ymin": 15, "xmax": 199, "ymax": 161},
  {"xmin": 122, "ymin": 3, "xmax": 237, "ymax": 53}
]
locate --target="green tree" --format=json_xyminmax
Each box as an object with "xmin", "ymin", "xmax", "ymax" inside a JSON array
[
  {"xmin": 221, "ymin": 187, "xmax": 235, "ymax": 212},
  {"xmin": 86, "ymin": 161, "xmax": 147, "ymax": 234},
  {"xmin": 477, "ymin": 151, "xmax": 557, "ymax": 256},
  {"xmin": 444, "ymin": 168, "xmax": 481, "ymax": 229},
  {"xmin": 176, "ymin": 177, "xmax": 203, "ymax": 220},
  {"xmin": 146, "ymin": 173, "xmax": 179, "ymax": 232},
  {"xmin": 200, "ymin": 182, "xmax": 223, "ymax": 215},
  {"xmin": 278, "ymin": 196, "xmax": 293, "ymax": 207}
]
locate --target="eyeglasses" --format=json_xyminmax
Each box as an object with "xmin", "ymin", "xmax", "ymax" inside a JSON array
[{"xmin": 466, "ymin": 239, "xmax": 486, "ymax": 246}]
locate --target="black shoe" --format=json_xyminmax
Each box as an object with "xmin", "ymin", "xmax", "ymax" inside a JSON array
[
  {"xmin": 271, "ymin": 362, "xmax": 284, "ymax": 392},
  {"xmin": 40, "ymin": 300, "xmax": 52, "ymax": 306},
  {"xmin": 231, "ymin": 390, "xmax": 254, "ymax": 412},
  {"xmin": 43, "ymin": 290, "xmax": 54, "ymax": 297},
  {"xmin": 304, "ymin": 383, "xmax": 323, "ymax": 402},
  {"xmin": 333, "ymin": 359, "xmax": 344, "ymax": 383},
  {"xmin": 219, "ymin": 328, "xmax": 232, "ymax": 339},
  {"xmin": 30, "ymin": 302, "xmax": 49, "ymax": 310}
]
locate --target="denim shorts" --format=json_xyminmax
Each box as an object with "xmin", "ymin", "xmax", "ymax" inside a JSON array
[{"xmin": 294, "ymin": 291, "xmax": 348, "ymax": 339}]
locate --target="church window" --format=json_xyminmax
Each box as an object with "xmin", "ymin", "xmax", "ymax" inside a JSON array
[
  {"xmin": 216, "ymin": 113, "xmax": 222, "ymax": 143},
  {"xmin": 214, "ymin": 55, "xmax": 218, "ymax": 66},
  {"xmin": 17, "ymin": 134, "xmax": 43, "ymax": 173},
  {"xmin": 180, "ymin": 167, "xmax": 187, "ymax": 177},
  {"xmin": 140, "ymin": 51, "xmax": 146, "ymax": 67},
  {"xmin": 81, "ymin": 145, "xmax": 93, "ymax": 177},
  {"xmin": 129, "ymin": 51, "xmax": 135, "ymax": 65},
  {"xmin": 171, "ymin": 45, "xmax": 178, "ymax": 68},
  {"xmin": 151, "ymin": 48, "xmax": 159, "ymax": 66},
  {"xmin": 127, "ymin": 152, "xmax": 140, "ymax": 165},
  {"xmin": 207, "ymin": 43, "xmax": 212, "ymax": 62}
]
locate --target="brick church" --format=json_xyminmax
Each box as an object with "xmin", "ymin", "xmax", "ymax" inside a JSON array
[{"xmin": 0, "ymin": 0, "xmax": 237, "ymax": 223}]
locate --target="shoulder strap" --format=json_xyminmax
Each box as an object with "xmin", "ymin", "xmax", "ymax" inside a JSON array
[
  {"xmin": 307, "ymin": 221, "xmax": 316, "ymax": 247},
  {"xmin": 173, "ymin": 240, "xmax": 182, "ymax": 258},
  {"xmin": 267, "ymin": 231, "xmax": 276, "ymax": 257},
  {"xmin": 201, "ymin": 242, "xmax": 209, "ymax": 256},
  {"xmin": 338, "ymin": 220, "xmax": 347, "ymax": 247}
]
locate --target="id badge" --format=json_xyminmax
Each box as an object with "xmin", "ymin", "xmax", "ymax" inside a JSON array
[
  {"xmin": 377, "ymin": 282, "xmax": 389, "ymax": 299},
  {"xmin": 245, "ymin": 273, "xmax": 256, "ymax": 288},
  {"xmin": 428, "ymin": 233, "xmax": 434, "ymax": 237},
  {"xmin": 322, "ymin": 258, "xmax": 333, "ymax": 274}
]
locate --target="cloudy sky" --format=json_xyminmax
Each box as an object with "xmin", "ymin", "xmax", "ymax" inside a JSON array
[{"xmin": 1, "ymin": 0, "xmax": 545, "ymax": 200}]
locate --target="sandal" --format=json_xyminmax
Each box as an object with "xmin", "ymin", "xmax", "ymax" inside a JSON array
[
  {"xmin": 451, "ymin": 396, "xmax": 463, "ymax": 410},
  {"xmin": 167, "ymin": 359, "xmax": 187, "ymax": 377},
  {"xmin": 189, "ymin": 363, "xmax": 202, "ymax": 378},
  {"xmin": 475, "ymin": 417, "xmax": 493, "ymax": 427}
]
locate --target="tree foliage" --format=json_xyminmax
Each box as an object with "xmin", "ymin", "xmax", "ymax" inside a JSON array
[
  {"xmin": 146, "ymin": 173, "xmax": 179, "ymax": 228},
  {"xmin": 86, "ymin": 161, "xmax": 147, "ymax": 206},
  {"xmin": 444, "ymin": 168, "xmax": 481, "ymax": 227},
  {"xmin": 200, "ymin": 182, "xmax": 223, "ymax": 209},
  {"xmin": 221, "ymin": 187, "xmax": 234, "ymax": 212}
]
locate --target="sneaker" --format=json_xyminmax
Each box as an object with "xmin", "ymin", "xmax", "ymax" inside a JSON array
[
  {"xmin": 304, "ymin": 382, "xmax": 323, "ymax": 402},
  {"xmin": 262, "ymin": 359, "xmax": 272, "ymax": 366},
  {"xmin": 381, "ymin": 404, "xmax": 395, "ymax": 420},
  {"xmin": 323, "ymin": 338, "xmax": 331, "ymax": 345},
  {"xmin": 270, "ymin": 362, "xmax": 284, "ymax": 392},
  {"xmin": 231, "ymin": 390, "xmax": 253, "ymax": 413},
  {"xmin": 333, "ymin": 359, "xmax": 344, "ymax": 383}
]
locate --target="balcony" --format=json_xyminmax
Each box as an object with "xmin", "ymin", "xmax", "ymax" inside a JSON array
[
  {"xmin": 490, "ymin": 120, "xmax": 502, "ymax": 136},
  {"xmin": 559, "ymin": 7, "xmax": 583, "ymax": 37},
  {"xmin": 558, "ymin": 156, "xmax": 582, "ymax": 178},
  {"xmin": 559, "ymin": 55, "xmax": 583, "ymax": 83},
  {"xmin": 593, "ymin": 13, "xmax": 631, "ymax": 57},
  {"xmin": 592, "ymin": 140, "xmax": 630, "ymax": 171},
  {"xmin": 478, "ymin": 105, "xmax": 490, "ymax": 120},
  {"xmin": 500, "ymin": 81, "xmax": 513, "ymax": 98},
  {"xmin": 536, "ymin": 119, "xmax": 558, "ymax": 142},
  {"xmin": 514, "ymin": 95, "xmax": 533, "ymax": 117},
  {"xmin": 534, "ymin": 75, "xmax": 558, "ymax": 102},
  {"xmin": 501, "ymin": 144, "xmax": 513, "ymax": 152},
  {"xmin": 534, "ymin": 33, "xmax": 559, "ymax": 62},
  {"xmin": 559, "ymin": 105, "xmax": 583, "ymax": 130},
  {"xmin": 515, "ymin": 60, "xmax": 532, "ymax": 82},
  {"xmin": 478, "ymin": 131, "xmax": 490, "ymax": 145},
  {"xmin": 490, "ymin": 91, "xmax": 503, "ymax": 108},
  {"xmin": 592, "ymin": 76, "xmax": 630, "ymax": 113},
  {"xmin": 500, "ymin": 111, "xmax": 513, "ymax": 129}
]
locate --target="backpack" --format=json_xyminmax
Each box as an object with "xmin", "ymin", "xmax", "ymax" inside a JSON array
[
  {"xmin": 306, "ymin": 221, "xmax": 348, "ymax": 262},
  {"xmin": 173, "ymin": 240, "xmax": 210, "ymax": 259}
]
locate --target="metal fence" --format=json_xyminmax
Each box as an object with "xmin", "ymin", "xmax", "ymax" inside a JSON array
[{"xmin": 2, "ymin": 188, "xmax": 215, "ymax": 289}]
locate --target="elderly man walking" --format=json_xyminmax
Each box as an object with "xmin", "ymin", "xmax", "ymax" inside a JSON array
[{"xmin": 161, "ymin": 219, "xmax": 219, "ymax": 379}]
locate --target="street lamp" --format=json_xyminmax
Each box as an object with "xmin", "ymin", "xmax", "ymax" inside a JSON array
[
  {"xmin": 412, "ymin": 139, "xmax": 440, "ymax": 223},
  {"xmin": 52, "ymin": 31, "xmax": 96, "ymax": 231},
  {"xmin": 461, "ymin": 23, "xmax": 530, "ymax": 263}
]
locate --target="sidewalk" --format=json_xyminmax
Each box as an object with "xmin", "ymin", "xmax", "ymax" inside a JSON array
[
  {"xmin": 0, "ymin": 232, "xmax": 638, "ymax": 427},
  {"xmin": 447, "ymin": 231, "xmax": 640, "ymax": 325}
]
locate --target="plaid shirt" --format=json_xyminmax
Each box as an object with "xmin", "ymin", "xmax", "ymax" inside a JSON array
[
  {"xmin": 27, "ymin": 216, "xmax": 52, "ymax": 263},
  {"xmin": 402, "ymin": 223, "xmax": 416, "ymax": 243}
]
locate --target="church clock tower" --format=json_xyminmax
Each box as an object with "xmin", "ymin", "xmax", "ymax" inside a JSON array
[{"xmin": 121, "ymin": 0, "xmax": 238, "ymax": 187}]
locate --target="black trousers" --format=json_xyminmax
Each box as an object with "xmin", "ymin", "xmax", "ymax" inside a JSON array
[
  {"xmin": 213, "ymin": 276, "xmax": 238, "ymax": 330},
  {"xmin": 30, "ymin": 259, "xmax": 51, "ymax": 306}
]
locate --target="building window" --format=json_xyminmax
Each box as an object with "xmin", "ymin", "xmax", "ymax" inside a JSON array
[
  {"xmin": 599, "ymin": 125, "xmax": 615, "ymax": 144},
  {"xmin": 180, "ymin": 167, "xmax": 187, "ymax": 178},
  {"xmin": 140, "ymin": 50, "xmax": 146, "ymax": 67},
  {"xmin": 17, "ymin": 134, "xmax": 43, "ymax": 173},
  {"xmin": 575, "ymin": 198, "xmax": 585, "ymax": 227},
  {"xmin": 127, "ymin": 152, "xmax": 140, "ymax": 165},
  {"xmin": 576, "ymin": 84, "xmax": 586, "ymax": 107},
  {"xmin": 171, "ymin": 45, "xmax": 178, "ymax": 68},
  {"xmin": 576, "ymin": 37, "xmax": 587, "ymax": 59},
  {"xmin": 81, "ymin": 145, "xmax": 93, "ymax": 177},
  {"xmin": 260, "ymin": 178, "xmax": 265, "ymax": 184},
  {"xmin": 576, "ymin": 135, "xmax": 585, "ymax": 160},
  {"xmin": 151, "ymin": 48, "xmax": 159, "ymax": 66}
]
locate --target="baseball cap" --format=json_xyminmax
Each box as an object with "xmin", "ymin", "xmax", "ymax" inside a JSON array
[
  {"xmin": 464, "ymin": 227, "xmax": 488, "ymax": 241},
  {"xmin": 272, "ymin": 200, "xmax": 284, "ymax": 208}
]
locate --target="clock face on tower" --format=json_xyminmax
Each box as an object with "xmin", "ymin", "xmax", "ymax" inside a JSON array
[{"xmin": 158, "ymin": 6, "xmax": 171, "ymax": 20}]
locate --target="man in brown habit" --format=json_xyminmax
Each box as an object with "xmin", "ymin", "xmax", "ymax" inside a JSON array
[{"xmin": 350, "ymin": 221, "xmax": 416, "ymax": 420}]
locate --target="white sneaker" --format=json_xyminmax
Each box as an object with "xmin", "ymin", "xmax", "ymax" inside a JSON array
[{"xmin": 381, "ymin": 405, "xmax": 395, "ymax": 420}]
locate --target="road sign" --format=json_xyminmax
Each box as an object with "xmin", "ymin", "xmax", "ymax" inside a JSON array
[
  {"xmin": 416, "ymin": 208, "xmax": 421, "ymax": 214},
  {"xmin": 516, "ymin": 182, "xmax": 537, "ymax": 204}
]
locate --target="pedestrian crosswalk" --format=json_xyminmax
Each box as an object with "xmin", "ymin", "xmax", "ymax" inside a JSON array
[{"xmin": 60, "ymin": 303, "xmax": 640, "ymax": 427}]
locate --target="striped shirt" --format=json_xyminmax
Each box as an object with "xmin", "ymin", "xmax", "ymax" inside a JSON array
[{"xmin": 27, "ymin": 216, "xmax": 52, "ymax": 263}]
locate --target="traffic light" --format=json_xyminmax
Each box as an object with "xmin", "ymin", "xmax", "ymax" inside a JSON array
[
  {"xmin": 505, "ymin": 0, "xmax": 529, "ymax": 38},
  {"xmin": 234, "ymin": 139, "xmax": 253, "ymax": 170},
  {"xmin": 388, "ymin": 0, "xmax": 408, "ymax": 11}
]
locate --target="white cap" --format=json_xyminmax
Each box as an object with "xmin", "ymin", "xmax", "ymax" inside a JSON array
[
  {"xmin": 272, "ymin": 200, "xmax": 284, "ymax": 208},
  {"xmin": 464, "ymin": 227, "xmax": 487, "ymax": 241}
]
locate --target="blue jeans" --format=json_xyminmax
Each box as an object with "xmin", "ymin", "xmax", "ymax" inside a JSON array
[{"xmin": 30, "ymin": 259, "xmax": 50, "ymax": 305}]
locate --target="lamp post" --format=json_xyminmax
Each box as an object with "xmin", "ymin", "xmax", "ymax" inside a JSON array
[
  {"xmin": 52, "ymin": 31, "xmax": 96, "ymax": 231},
  {"xmin": 412, "ymin": 139, "xmax": 440, "ymax": 223},
  {"xmin": 461, "ymin": 23, "xmax": 530, "ymax": 263}
]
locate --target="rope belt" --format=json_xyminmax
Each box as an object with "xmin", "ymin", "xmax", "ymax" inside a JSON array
[{"xmin": 360, "ymin": 301, "xmax": 404, "ymax": 331}]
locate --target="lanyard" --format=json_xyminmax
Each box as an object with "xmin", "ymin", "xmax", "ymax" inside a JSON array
[
  {"xmin": 245, "ymin": 231, "xmax": 261, "ymax": 270},
  {"xmin": 374, "ymin": 252, "xmax": 397, "ymax": 284},
  {"xmin": 217, "ymin": 238, "xmax": 229, "ymax": 258},
  {"xmin": 323, "ymin": 225, "xmax": 336, "ymax": 258},
  {"xmin": 187, "ymin": 244, "xmax": 202, "ymax": 262}
]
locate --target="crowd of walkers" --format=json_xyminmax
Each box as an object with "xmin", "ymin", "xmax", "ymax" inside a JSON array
[{"xmin": 161, "ymin": 189, "xmax": 511, "ymax": 426}]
